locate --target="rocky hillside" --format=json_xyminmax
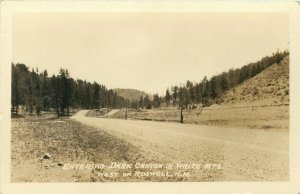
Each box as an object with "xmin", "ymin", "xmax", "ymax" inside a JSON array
[
  {"xmin": 217, "ymin": 56, "xmax": 289, "ymax": 107},
  {"xmin": 113, "ymin": 88, "xmax": 152, "ymax": 101}
]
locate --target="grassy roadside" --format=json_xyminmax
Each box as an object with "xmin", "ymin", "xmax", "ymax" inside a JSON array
[{"xmin": 109, "ymin": 104, "xmax": 289, "ymax": 131}]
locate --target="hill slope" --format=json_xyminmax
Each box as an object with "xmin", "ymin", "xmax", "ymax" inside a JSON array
[
  {"xmin": 113, "ymin": 88, "xmax": 152, "ymax": 101},
  {"xmin": 216, "ymin": 56, "xmax": 289, "ymax": 107},
  {"xmin": 111, "ymin": 56, "xmax": 289, "ymax": 130}
]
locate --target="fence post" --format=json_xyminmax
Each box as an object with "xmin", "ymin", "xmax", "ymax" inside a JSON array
[{"xmin": 180, "ymin": 107, "xmax": 183, "ymax": 123}]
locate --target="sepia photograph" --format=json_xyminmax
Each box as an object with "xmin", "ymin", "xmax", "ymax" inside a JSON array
[{"xmin": 1, "ymin": 1, "xmax": 300, "ymax": 194}]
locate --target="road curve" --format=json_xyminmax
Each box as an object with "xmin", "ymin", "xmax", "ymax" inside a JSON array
[{"xmin": 71, "ymin": 110, "xmax": 289, "ymax": 181}]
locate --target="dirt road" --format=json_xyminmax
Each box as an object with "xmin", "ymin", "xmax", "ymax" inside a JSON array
[
  {"xmin": 107, "ymin": 109, "xmax": 120, "ymax": 116},
  {"xmin": 71, "ymin": 110, "xmax": 289, "ymax": 181}
]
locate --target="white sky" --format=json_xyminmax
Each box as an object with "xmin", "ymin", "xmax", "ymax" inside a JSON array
[{"xmin": 13, "ymin": 13, "xmax": 288, "ymax": 95}]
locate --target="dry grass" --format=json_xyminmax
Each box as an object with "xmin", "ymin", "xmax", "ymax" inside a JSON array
[
  {"xmin": 218, "ymin": 56, "xmax": 289, "ymax": 106},
  {"xmin": 111, "ymin": 105, "xmax": 288, "ymax": 130}
]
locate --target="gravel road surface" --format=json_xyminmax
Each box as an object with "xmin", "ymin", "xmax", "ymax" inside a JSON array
[{"xmin": 71, "ymin": 110, "xmax": 289, "ymax": 181}]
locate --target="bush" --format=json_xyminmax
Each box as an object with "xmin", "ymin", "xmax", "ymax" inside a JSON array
[
  {"xmin": 252, "ymin": 87, "xmax": 259, "ymax": 96},
  {"xmin": 202, "ymin": 101, "xmax": 213, "ymax": 107}
]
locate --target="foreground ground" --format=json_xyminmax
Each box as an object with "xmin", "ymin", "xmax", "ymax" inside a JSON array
[
  {"xmin": 75, "ymin": 110, "xmax": 288, "ymax": 181},
  {"xmin": 11, "ymin": 114, "xmax": 167, "ymax": 182},
  {"xmin": 11, "ymin": 110, "xmax": 289, "ymax": 182}
]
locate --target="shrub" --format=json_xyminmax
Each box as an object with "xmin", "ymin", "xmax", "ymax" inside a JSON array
[{"xmin": 252, "ymin": 87, "xmax": 259, "ymax": 96}]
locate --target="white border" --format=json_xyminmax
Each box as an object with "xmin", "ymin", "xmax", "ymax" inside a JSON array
[{"xmin": 1, "ymin": 1, "xmax": 300, "ymax": 194}]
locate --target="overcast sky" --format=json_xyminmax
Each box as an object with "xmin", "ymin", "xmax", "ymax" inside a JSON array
[{"xmin": 13, "ymin": 13, "xmax": 288, "ymax": 95}]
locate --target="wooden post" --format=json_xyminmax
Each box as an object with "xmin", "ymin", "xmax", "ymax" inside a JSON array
[
  {"xmin": 125, "ymin": 107, "xmax": 128, "ymax": 120},
  {"xmin": 180, "ymin": 107, "xmax": 183, "ymax": 123}
]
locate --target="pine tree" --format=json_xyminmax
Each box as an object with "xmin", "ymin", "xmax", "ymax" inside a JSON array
[
  {"xmin": 209, "ymin": 76, "xmax": 217, "ymax": 99},
  {"xmin": 144, "ymin": 95, "xmax": 151, "ymax": 109},
  {"xmin": 139, "ymin": 95, "xmax": 144, "ymax": 109},
  {"xmin": 165, "ymin": 89, "xmax": 171, "ymax": 106},
  {"xmin": 41, "ymin": 70, "xmax": 50, "ymax": 111},
  {"xmin": 59, "ymin": 69, "xmax": 71, "ymax": 115},
  {"xmin": 50, "ymin": 75, "xmax": 61, "ymax": 118},
  {"xmin": 32, "ymin": 69, "xmax": 42, "ymax": 115},
  {"xmin": 195, "ymin": 83, "xmax": 202, "ymax": 105},
  {"xmin": 172, "ymin": 86, "xmax": 178, "ymax": 106},
  {"xmin": 11, "ymin": 63, "xmax": 20, "ymax": 115},
  {"xmin": 92, "ymin": 82, "xmax": 100, "ymax": 109},
  {"xmin": 153, "ymin": 94, "xmax": 161, "ymax": 108}
]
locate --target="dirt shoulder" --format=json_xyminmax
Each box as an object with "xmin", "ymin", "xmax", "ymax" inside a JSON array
[{"xmin": 11, "ymin": 115, "xmax": 180, "ymax": 182}]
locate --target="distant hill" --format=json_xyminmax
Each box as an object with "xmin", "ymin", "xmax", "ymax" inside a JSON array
[
  {"xmin": 113, "ymin": 88, "xmax": 153, "ymax": 101},
  {"xmin": 216, "ymin": 56, "xmax": 289, "ymax": 107}
]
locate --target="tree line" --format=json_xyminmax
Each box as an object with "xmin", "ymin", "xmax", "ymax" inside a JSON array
[
  {"xmin": 11, "ymin": 50, "xmax": 289, "ymax": 115},
  {"xmin": 162, "ymin": 50, "xmax": 289, "ymax": 109},
  {"xmin": 130, "ymin": 94, "xmax": 161, "ymax": 110},
  {"xmin": 112, "ymin": 50, "xmax": 289, "ymax": 111},
  {"xmin": 11, "ymin": 63, "xmax": 129, "ymax": 117},
  {"xmin": 131, "ymin": 50, "xmax": 289, "ymax": 110}
]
